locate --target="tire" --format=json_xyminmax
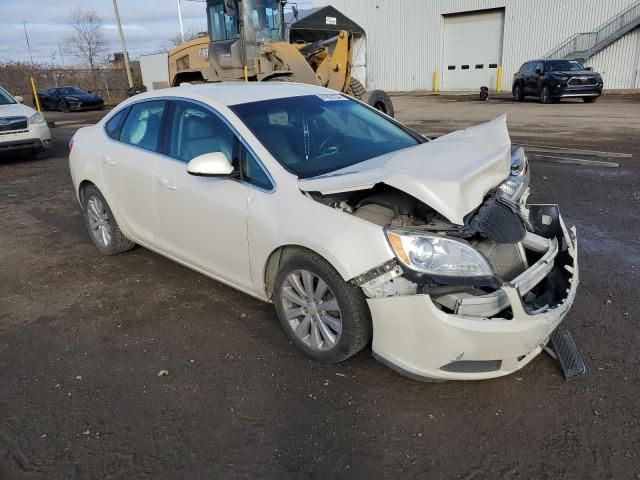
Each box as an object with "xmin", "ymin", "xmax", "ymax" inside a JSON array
[
  {"xmin": 59, "ymin": 100, "xmax": 69, "ymax": 113},
  {"xmin": 264, "ymin": 75, "xmax": 294, "ymax": 82},
  {"xmin": 540, "ymin": 86, "xmax": 554, "ymax": 104},
  {"xmin": 273, "ymin": 250, "xmax": 372, "ymax": 363},
  {"xmin": 583, "ymin": 96, "xmax": 598, "ymax": 103},
  {"xmin": 347, "ymin": 77, "xmax": 366, "ymax": 100},
  {"xmin": 82, "ymin": 185, "xmax": 135, "ymax": 255},
  {"xmin": 513, "ymin": 83, "xmax": 524, "ymax": 101},
  {"xmin": 362, "ymin": 89, "xmax": 395, "ymax": 117}
]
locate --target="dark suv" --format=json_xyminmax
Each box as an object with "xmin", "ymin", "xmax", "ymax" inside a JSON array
[{"xmin": 512, "ymin": 59, "xmax": 603, "ymax": 104}]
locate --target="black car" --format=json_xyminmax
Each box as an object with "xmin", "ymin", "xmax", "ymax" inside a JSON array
[
  {"xmin": 36, "ymin": 86, "xmax": 104, "ymax": 112},
  {"xmin": 512, "ymin": 59, "xmax": 603, "ymax": 104}
]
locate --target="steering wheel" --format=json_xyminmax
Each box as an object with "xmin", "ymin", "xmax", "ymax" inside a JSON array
[{"xmin": 317, "ymin": 134, "xmax": 343, "ymax": 155}]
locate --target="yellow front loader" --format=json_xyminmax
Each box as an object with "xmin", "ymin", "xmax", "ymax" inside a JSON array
[{"xmin": 168, "ymin": 0, "xmax": 393, "ymax": 116}]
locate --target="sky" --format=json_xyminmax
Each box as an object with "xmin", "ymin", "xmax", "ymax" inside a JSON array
[{"xmin": 3, "ymin": 0, "xmax": 313, "ymax": 65}]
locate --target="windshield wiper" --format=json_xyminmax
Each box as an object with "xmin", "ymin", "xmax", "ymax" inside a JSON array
[{"xmin": 303, "ymin": 115, "xmax": 310, "ymax": 162}]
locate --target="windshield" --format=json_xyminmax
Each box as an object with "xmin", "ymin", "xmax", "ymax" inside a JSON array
[
  {"xmin": 546, "ymin": 60, "xmax": 585, "ymax": 72},
  {"xmin": 58, "ymin": 87, "xmax": 87, "ymax": 96},
  {"xmin": 231, "ymin": 95, "xmax": 421, "ymax": 179},
  {"xmin": 208, "ymin": 0, "xmax": 240, "ymax": 41},
  {"xmin": 0, "ymin": 87, "xmax": 17, "ymax": 105}
]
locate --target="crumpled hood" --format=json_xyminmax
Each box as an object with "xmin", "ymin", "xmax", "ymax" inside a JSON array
[
  {"xmin": 299, "ymin": 114, "xmax": 512, "ymax": 225},
  {"xmin": 0, "ymin": 102, "xmax": 36, "ymax": 118}
]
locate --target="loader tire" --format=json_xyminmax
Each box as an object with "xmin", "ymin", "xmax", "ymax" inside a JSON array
[
  {"xmin": 362, "ymin": 89, "xmax": 395, "ymax": 117},
  {"xmin": 347, "ymin": 78, "xmax": 366, "ymax": 100}
]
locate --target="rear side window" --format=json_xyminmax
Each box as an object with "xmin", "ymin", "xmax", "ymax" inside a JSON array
[
  {"xmin": 120, "ymin": 100, "xmax": 167, "ymax": 152},
  {"xmin": 104, "ymin": 108, "xmax": 129, "ymax": 140}
]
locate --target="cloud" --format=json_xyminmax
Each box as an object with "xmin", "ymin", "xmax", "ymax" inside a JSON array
[{"xmin": 1, "ymin": 0, "xmax": 208, "ymax": 64}]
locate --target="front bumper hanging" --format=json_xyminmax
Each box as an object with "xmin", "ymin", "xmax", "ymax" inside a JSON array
[{"xmin": 368, "ymin": 205, "xmax": 580, "ymax": 382}]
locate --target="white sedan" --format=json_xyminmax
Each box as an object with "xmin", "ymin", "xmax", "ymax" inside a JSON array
[{"xmin": 69, "ymin": 83, "xmax": 579, "ymax": 381}]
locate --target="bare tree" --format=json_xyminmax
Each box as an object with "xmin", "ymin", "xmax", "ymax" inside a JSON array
[
  {"xmin": 64, "ymin": 10, "xmax": 109, "ymax": 74},
  {"xmin": 167, "ymin": 27, "xmax": 202, "ymax": 48}
]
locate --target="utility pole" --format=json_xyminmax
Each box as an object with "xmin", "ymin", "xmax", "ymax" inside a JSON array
[
  {"xmin": 112, "ymin": 0, "xmax": 134, "ymax": 88},
  {"xmin": 23, "ymin": 21, "xmax": 34, "ymax": 64},
  {"xmin": 177, "ymin": 0, "xmax": 186, "ymax": 43},
  {"xmin": 58, "ymin": 43, "xmax": 65, "ymax": 66}
]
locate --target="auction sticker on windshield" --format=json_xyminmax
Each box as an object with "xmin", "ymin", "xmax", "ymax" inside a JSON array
[{"xmin": 317, "ymin": 94, "xmax": 348, "ymax": 101}]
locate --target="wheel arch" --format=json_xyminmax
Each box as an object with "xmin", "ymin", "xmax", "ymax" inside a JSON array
[
  {"xmin": 263, "ymin": 244, "xmax": 351, "ymax": 300},
  {"xmin": 78, "ymin": 179, "xmax": 97, "ymax": 206}
]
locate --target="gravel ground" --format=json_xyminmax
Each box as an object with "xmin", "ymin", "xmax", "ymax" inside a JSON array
[{"xmin": 1, "ymin": 95, "xmax": 639, "ymax": 479}]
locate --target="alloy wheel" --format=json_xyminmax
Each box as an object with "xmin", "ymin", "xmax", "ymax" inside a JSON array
[
  {"xmin": 541, "ymin": 87, "xmax": 551, "ymax": 104},
  {"xmin": 86, "ymin": 196, "xmax": 112, "ymax": 247},
  {"xmin": 280, "ymin": 269, "xmax": 343, "ymax": 352}
]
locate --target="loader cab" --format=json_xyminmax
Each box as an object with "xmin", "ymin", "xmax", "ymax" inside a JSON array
[{"xmin": 206, "ymin": 0, "xmax": 285, "ymax": 80}]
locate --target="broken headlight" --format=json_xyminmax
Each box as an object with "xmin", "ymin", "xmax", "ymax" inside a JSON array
[
  {"xmin": 385, "ymin": 230, "xmax": 494, "ymax": 278},
  {"xmin": 499, "ymin": 147, "xmax": 530, "ymax": 202}
]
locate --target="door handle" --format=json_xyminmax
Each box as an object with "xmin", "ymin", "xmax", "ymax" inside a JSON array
[
  {"xmin": 101, "ymin": 156, "xmax": 116, "ymax": 167},
  {"xmin": 158, "ymin": 178, "xmax": 177, "ymax": 191}
]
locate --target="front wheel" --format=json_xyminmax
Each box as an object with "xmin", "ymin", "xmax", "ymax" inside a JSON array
[
  {"xmin": 540, "ymin": 86, "xmax": 554, "ymax": 104},
  {"xmin": 583, "ymin": 96, "xmax": 598, "ymax": 103},
  {"xmin": 59, "ymin": 100, "xmax": 69, "ymax": 112},
  {"xmin": 273, "ymin": 251, "xmax": 372, "ymax": 363}
]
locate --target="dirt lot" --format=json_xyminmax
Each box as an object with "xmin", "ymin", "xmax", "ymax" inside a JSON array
[{"xmin": 1, "ymin": 95, "xmax": 639, "ymax": 479}]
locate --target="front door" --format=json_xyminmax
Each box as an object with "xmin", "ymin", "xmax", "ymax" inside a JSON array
[{"xmin": 153, "ymin": 100, "xmax": 252, "ymax": 290}]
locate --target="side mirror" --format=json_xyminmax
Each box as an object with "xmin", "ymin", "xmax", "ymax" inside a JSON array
[
  {"xmin": 535, "ymin": 68, "xmax": 543, "ymax": 75},
  {"xmin": 187, "ymin": 152, "xmax": 234, "ymax": 177},
  {"xmin": 14, "ymin": 96, "xmax": 24, "ymax": 103},
  {"xmin": 585, "ymin": 66, "xmax": 593, "ymax": 71}
]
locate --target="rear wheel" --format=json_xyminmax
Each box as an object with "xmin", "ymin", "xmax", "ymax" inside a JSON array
[
  {"xmin": 513, "ymin": 83, "xmax": 524, "ymax": 101},
  {"xmin": 273, "ymin": 250, "xmax": 371, "ymax": 363},
  {"xmin": 362, "ymin": 89, "xmax": 395, "ymax": 117},
  {"xmin": 58, "ymin": 100, "xmax": 69, "ymax": 112},
  {"xmin": 82, "ymin": 186, "xmax": 135, "ymax": 255},
  {"xmin": 583, "ymin": 96, "xmax": 598, "ymax": 103}
]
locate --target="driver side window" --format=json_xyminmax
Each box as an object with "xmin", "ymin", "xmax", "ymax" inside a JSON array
[{"xmin": 169, "ymin": 101, "xmax": 236, "ymax": 167}]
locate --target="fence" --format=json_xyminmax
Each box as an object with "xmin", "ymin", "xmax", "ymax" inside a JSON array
[{"xmin": 0, "ymin": 63, "xmax": 137, "ymax": 106}]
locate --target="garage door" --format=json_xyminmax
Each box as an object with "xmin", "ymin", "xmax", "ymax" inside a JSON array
[{"xmin": 442, "ymin": 9, "xmax": 505, "ymax": 91}]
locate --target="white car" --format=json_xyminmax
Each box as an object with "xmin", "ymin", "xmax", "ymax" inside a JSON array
[
  {"xmin": 0, "ymin": 86, "xmax": 51, "ymax": 156},
  {"xmin": 69, "ymin": 83, "xmax": 579, "ymax": 381}
]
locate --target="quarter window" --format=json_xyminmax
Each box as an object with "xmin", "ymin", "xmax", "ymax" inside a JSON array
[
  {"xmin": 104, "ymin": 108, "xmax": 129, "ymax": 140},
  {"xmin": 120, "ymin": 100, "xmax": 167, "ymax": 152},
  {"xmin": 241, "ymin": 145, "xmax": 272, "ymax": 190},
  {"xmin": 169, "ymin": 101, "xmax": 235, "ymax": 165}
]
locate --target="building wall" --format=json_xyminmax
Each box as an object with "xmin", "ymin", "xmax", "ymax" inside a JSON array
[{"xmin": 311, "ymin": 0, "xmax": 640, "ymax": 91}]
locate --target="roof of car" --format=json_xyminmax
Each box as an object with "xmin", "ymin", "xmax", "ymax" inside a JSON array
[{"xmin": 142, "ymin": 81, "xmax": 333, "ymax": 107}]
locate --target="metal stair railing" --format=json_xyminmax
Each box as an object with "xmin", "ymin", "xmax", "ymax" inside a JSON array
[{"xmin": 545, "ymin": 0, "xmax": 640, "ymax": 59}]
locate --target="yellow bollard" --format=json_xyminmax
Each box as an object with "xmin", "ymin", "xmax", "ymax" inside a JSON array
[
  {"xmin": 30, "ymin": 77, "xmax": 42, "ymax": 112},
  {"xmin": 496, "ymin": 66, "xmax": 503, "ymax": 93},
  {"xmin": 433, "ymin": 69, "xmax": 439, "ymax": 92},
  {"xmin": 244, "ymin": 65, "xmax": 249, "ymax": 82}
]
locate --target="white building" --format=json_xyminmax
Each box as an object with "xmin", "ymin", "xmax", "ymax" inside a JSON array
[{"xmin": 311, "ymin": 0, "xmax": 640, "ymax": 92}]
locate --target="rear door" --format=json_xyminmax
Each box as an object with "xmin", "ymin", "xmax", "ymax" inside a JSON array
[
  {"xmin": 153, "ymin": 100, "xmax": 252, "ymax": 290},
  {"xmin": 100, "ymin": 99, "xmax": 168, "ymax": 246}
]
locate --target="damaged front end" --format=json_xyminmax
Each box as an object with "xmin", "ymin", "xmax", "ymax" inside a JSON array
[{"xmin": 306, "ymin": 143, "xmax": 580, "ymax": 381}]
